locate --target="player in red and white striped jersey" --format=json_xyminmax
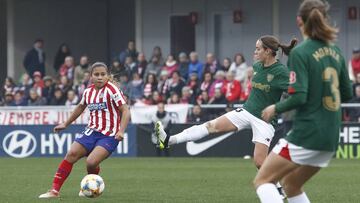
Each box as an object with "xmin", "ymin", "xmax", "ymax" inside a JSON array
[{"xmin": 39, "ymin": 62, "xmax": 130, "ymax": 198}]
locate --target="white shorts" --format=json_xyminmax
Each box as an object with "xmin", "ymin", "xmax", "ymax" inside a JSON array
[
  {"xmin": 273, "ymin": 138, "xmax": 334, "ymax": 168},
  {"xmin": 224, "ymin": 108, "xmax": 275, "ymax": 146}
]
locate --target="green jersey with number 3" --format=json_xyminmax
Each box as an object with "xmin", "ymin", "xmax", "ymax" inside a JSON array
[{"xmin": 285, "ymin": 39, "xmax": 353, "ymax": 151}]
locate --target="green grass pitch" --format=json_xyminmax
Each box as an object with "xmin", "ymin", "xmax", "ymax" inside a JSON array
[{"xmin": 0, "ymin": 158, "xmax": 359, "ymax": 202}]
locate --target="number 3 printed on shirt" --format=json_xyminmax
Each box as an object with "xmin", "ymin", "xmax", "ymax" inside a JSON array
[{"xmin": 322, "ymin": 67, "xmax": 340, "ymax": 111}]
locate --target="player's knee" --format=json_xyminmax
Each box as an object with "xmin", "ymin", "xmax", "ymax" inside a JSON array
[
  {"xmin": 253, "ymin": 156, "xmax": 265, "ymax": 169},
  {"xmin": 86, "ymin": 158, "xmax": 98, "ymax": 169},
  {"xmin": 281, "ymin": 180, "xmax": 301, "ymax": 196},
  {"xmin": 65, "ymin": 150, "xmax": 80, "ymax": 163},
  {"xmin": 205, "ymin": 121, "xmax": 217, "ymax": 134}
]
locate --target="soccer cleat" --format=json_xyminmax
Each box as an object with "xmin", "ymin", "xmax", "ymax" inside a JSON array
[
  {"xmin": 38, "ymin": 189, "xmax": 60, "ymax": 198},
  {"xmin": 155, "ymin": 121, "xmax": 170, "ymax": 149},
  {"xmin": 79, "ymin": 190, "xmax": 85, "ymax": 197},
  {"xmin": 277, "ymin": 187, "xmax": 286, "ymax": 200}
]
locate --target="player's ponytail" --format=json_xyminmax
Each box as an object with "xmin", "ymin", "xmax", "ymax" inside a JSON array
[
  {"xmin": 278, "ymin": 38, "xmax": 298, "ymax": 56},
  {"xmin": 299, "ymin": 0, "xmax": 338, "ymax": 43}
]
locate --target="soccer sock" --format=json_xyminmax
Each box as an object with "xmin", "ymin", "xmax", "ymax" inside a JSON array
[
  {"xmin": 168, "ymin": 123, "xmax": 209, "ymax": 145},
  {"xmin": 256, "ymin": 183, "xmax": 284, "ymax": 203},
  {"xmin": 52, "ymin": 159, "xmax": 73, "ymax": 192},
  {"xmin": 288, "ymin": 192, "xmax": 310, "ymax": 203},
  {"xmin": 87, "ymin": 166, "xmax": 100, "ymax": 175}
]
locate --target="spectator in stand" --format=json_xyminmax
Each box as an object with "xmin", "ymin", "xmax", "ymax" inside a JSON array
[
  {"xmin": 3, "ymin": 91, "xmax": 15, "ymax": 106},
  {"xmin": 77, "ymin": 71, "xmax": 91, "ymax": 97},
  {"xmin": 54, "ymin": 43, "xmax": 71, "ymax": 73},
  {"xmin": 58, "ymin": 75, "xmax": 72, "ymax": 96},
  {"xmin": 3, "ymin": 77, "xmax": 16, "ymax": 96},
  {"xmin": 59, "ymin": 56, "xmax": 75, "ymax": 80},
  {"xmin": 163, "ymin": 54, "xmax": 178, "ymax": 76},
  {"xmin": 65, "ymin": 89, "xmax": 79, "ymax": 106},
  {"xmin": 32, "ymin": 71, "xmax": 44, "ymax": 97},
  {"xmin": 208, "ymin": 70, "xmax": 225, "ymax": 98},
  {"xmin": 117, "ymin": 73, "xmax": 130, "ymax": 97},
  {"xmin": 125, "ymin": 56, "xmax": 137, "ymax": 74},
  {"xmin": 348, "ymin": 48, "xmax": 360, "ymax": 82},
  {"xmin": 119, "ymin": 40, "xmax": 139, "ymax": 64},
  {"xmin": 27, "ymin": 88, "xmax": 47, "ymax": 106},
  {"xmin": 188, "ymin": 52, "xmax": 204, "ymax": 80},
  {"xmin": 143, "ymin": 73, "xmax": 158, "ymax": 100},
  {"xmin": 204, "ymin": 53, "xmax": 221, "ymax": 76},
  {"xmin": 166, "ymin": 71, "xmax": 185, "ymax": 99},
  {"xmin": 209, "ymin": 88, "xmax": 227, "ymax": 104},
  {"xmin": 178, "ymin": 52, "xmax": 189, "ymax": 81},
  {"xmin": 167, "ymin": 92, "xmax": 180, "ymax": 104},
  {"xmin": 188, "ymin": 104, "xmax": 207, "ymax": 124},
  {"xmin": 196, "ymin": 90, "xmax": 210, "ymax": 105},
  {"xmin": 220, "ymin": 57, "xmax": 231, "ymax": 72},
  {"xmin": 110, "ymin": 59, "xmax": 131, "ymax": 81},
  {"xmin": 240, "ymin": 67, "xmax": 253, "ymax": 102},
  {"xmin": 23, "ymin": 39, "xmax": 45, "ymax": 77},
  {"xmin": 158, "ymin": 70, "xmax": 170, "ymax": 95},
  {"xmin": 133, "ymin": 52, "xmax": 147, "ymax": 79},
  {"xmin": 150, "ymin": 91, "xmax": 163, "ymax": 105},
  {"xmin": 180, "ymin": 86, "xmax": 195, "ymax": 104},
  {"xmin": 74, "ymin": 55, "xmax": 90, "ymax": 86},
  {"xmin": 42, "ymin": 76, "xmax": 55, "ymax": 104},
  {"xmin": 151, "ymin": 46, "xmax": 164, "ymax": 65},
  {"xmin": 49, "ymin": 88, "xmax": 66, "ymax": 105},
  {"xmin": 13, "ymin": 90, "xmax": 27, "ymax": 106},
  {"xmin": 187, "ymin": 72, "xmax": 200, "ymax": 97},
  {"xmin": 128, "ymin": 72, "xmax": 144, "ymax": 104},
  {"xmin": 200, "ymin": 72, "xmax": 213, "ymax": 94},
  {"xmin": 144, "ymin": 56, "xmax": 162, "ymax": 80},
  {"xmin": 229, "ymin": 53, "xmax": 248, "ymax": 84},
  {"xmin": 151, "ymin": 102, "xmax": 171, "ymax": 156},
  {"xmin": 346, "ymin": 85, "xmax": 360, "ymax": 122},
  {"xmin": 17, "ymin": 73, "xmax": 33, "ymax": 99},
  {"xmin": 221, "ymin": 71, "xmax": 241, "ymax": 103}
]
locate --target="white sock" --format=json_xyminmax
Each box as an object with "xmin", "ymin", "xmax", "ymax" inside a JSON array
[
  {"xmin": 288, "ymin": 192, "xmax": 310, "ymax": 203},
  {"xmin": 256, "ymin": 183, "xmax": 284, "ymax": 203},
  {"xmin": 169, "ymin": 123, "xmax": 209, "ymax": 145}
]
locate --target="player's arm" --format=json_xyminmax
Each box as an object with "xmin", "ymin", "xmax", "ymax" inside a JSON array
[
  {"xmin": 115, "ymin": 104, "xmax": 130, "ymax": 141},
  {"xmin": 339, "ymin": 57, "xmax": 353, "ymax": 102},
  {"xmin": 54, "ymin": 103, "xmax": 87, "ymax": 133}
]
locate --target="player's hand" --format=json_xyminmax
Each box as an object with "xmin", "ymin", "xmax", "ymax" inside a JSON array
[
  {"xmin": 262, "ymin": 104, "xmax": 276, "ymax": 123},
  {"xmin": 53, "ymin": 123, "xmax": 67, "ymax": 133},
  {"xmin": 115, "ymin": 131, "xmax": 124, "ymax": 141}
]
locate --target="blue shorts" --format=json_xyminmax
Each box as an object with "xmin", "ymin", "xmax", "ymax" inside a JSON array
[{"xmin": 75, "ymin": 128, "xmax": 119, "ymax": 154}]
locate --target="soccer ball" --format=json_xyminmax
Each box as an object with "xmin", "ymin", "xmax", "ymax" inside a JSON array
[{"xmin": 80, "ymin": 174, "xmax": 105, "ymax": 198}]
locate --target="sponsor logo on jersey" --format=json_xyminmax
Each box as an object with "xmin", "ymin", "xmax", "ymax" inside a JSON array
[
  {"xmin": 88, "ymin": 102, "xmax": 107, "ymax": 111},
  {"xmin": 186, "ymin": 132, "xmax": 233, "ymax": 155},
  {"xmin": 289, "ymin": 71, "xmax": 296, "ymax": 84},
  {"xmin": 267, "ymin": 74, "xmax": 274, "ymax": 82},
  {"xmin": 2, "ymin": 130, "xmax": 37, "ymax": 158}
]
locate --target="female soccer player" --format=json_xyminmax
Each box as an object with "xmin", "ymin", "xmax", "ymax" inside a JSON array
[
  {"xmin": 156, "ymin": 35, "xmax": 296, "ymax": 170},
  {"xmin": 254, "ymin": 1, "xmax": 353, "ymax": 202},
  {"xmin": 39, "ymin": 62, "xmax": 130, "ymax": 198}
]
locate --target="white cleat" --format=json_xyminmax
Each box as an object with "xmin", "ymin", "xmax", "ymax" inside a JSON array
[
  {"xmin": 79, "ymin": 190, "xmax": 85, "ymax": 197},
  {"xmin": 38, "ymin": 189, "xmax": 60, "ymax": 199},
  {"xmin": 155, "ymin": 121, "xmax": 169, "ymax": 149}
]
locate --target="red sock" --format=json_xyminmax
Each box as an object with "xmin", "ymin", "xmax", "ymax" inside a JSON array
[
  {"xmin": 87, "ymin": 166, "xmax": 100, "ymax": 174},
  {"xmin": 52, "ymin": 160, "xmax": 73, "ymax": 192}
]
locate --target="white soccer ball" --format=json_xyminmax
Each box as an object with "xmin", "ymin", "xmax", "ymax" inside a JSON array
[{"xmin": 80, "ymin": 174, "xmax": 105, "ymax": 198}]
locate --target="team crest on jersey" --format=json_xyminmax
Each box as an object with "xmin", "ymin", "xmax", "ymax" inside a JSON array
[
  {"xmin": 289, "ymin": 71, "xmax": 296, "ymax": 84},
  {"xmin": 99, "ymin": 92, "xmax": 104, "ymax": 98},
  {"xmin": 267, "ymin": 74, "xmax": 274, "ymax": 82},
  {"xmin": 88, "ymin": 102, "xmax": 107, "ymax": 111}
]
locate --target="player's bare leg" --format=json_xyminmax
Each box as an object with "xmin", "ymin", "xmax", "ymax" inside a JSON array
[
  {"xmin": 78, "ymin": 146, "xmax": 111, "ymax": 197},
  {"xmin": 253, "ymin": 152, "xmax": 298, "ymax": 203},
  {"xmin": 155, "ymin": 115, "xmax": 237, "ymax": 149},
  {"xmin": 280, "ymin": 165, "xmax": 320, "ymax": 202},
  {"xmin": 39, "ymin": 142, "xmax": 87, "ymax": 198}
]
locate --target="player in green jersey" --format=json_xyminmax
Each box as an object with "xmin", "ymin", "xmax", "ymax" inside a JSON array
[
  {"xmin": 155, "ymin": 35, "xmax": 296, "ymax": 175},
  {"xmin": 254, "ymin": 1, "xmax": 353, "ymax": 203}
]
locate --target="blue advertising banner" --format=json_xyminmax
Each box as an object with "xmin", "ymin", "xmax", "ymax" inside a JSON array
[{"xmin": 0, "ymin": 124, "xmax": 137, "ymax": 158}]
